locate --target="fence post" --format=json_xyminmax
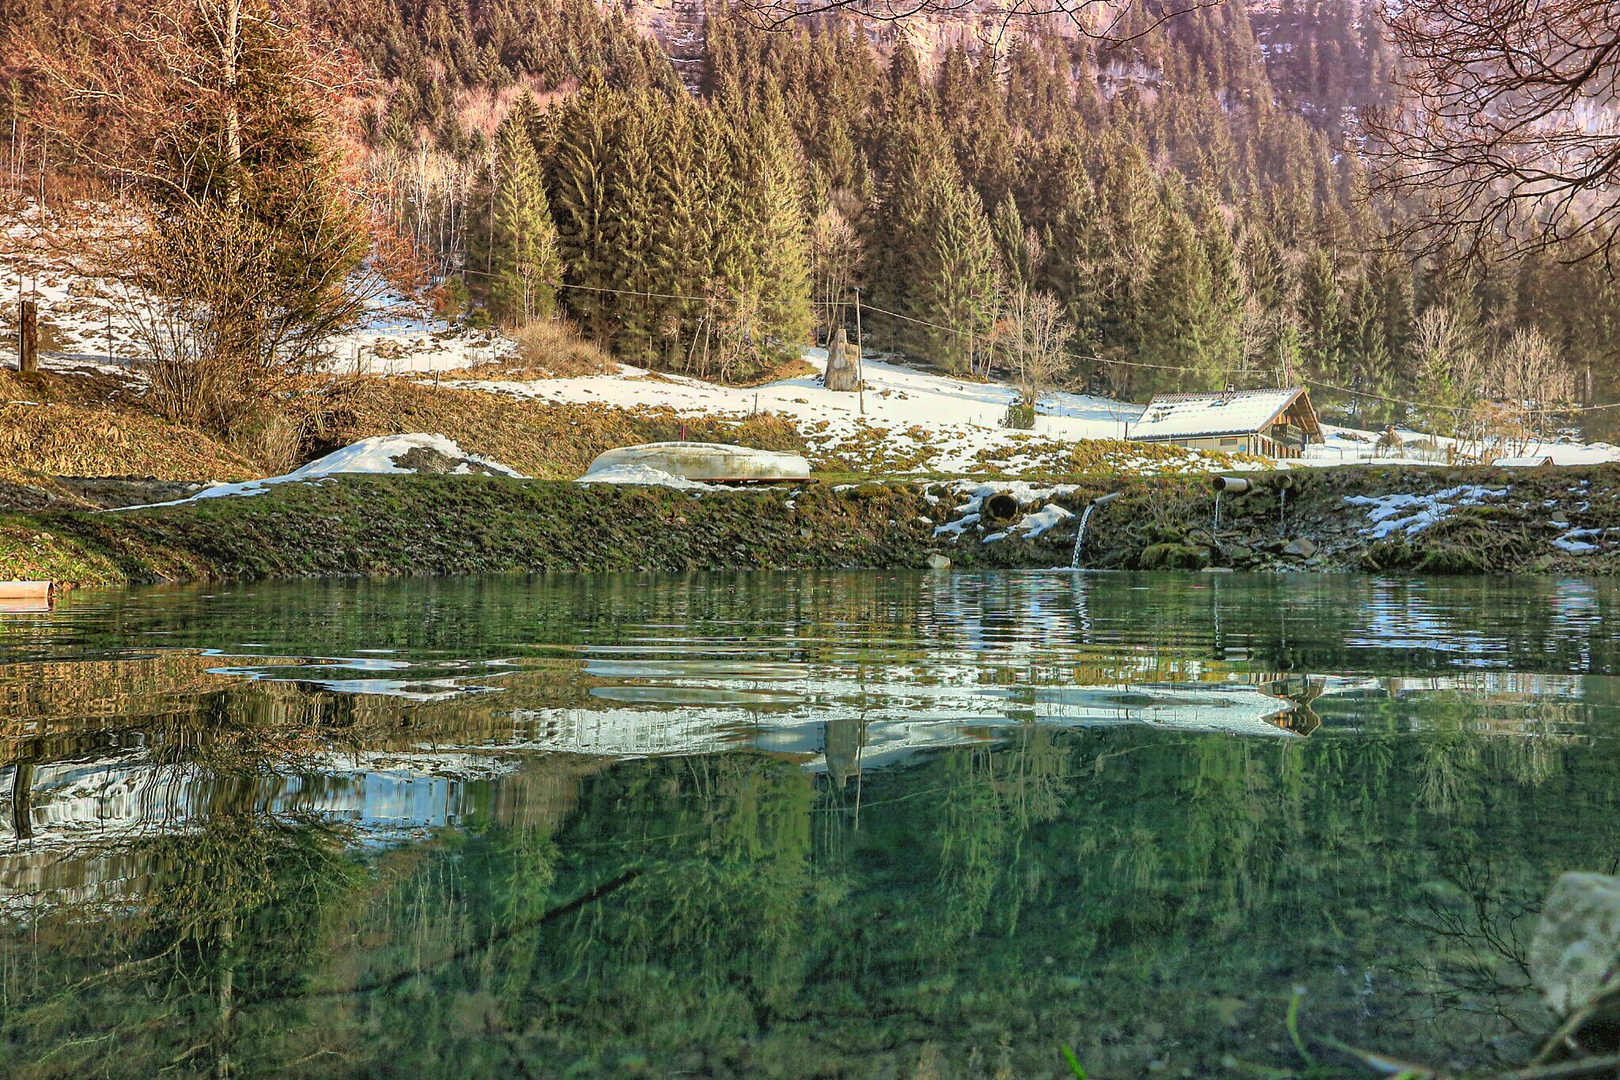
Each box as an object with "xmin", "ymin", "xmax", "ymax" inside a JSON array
[{"xmin": 19, "ymin": 299, "xmax": 38, "ymax": 373}]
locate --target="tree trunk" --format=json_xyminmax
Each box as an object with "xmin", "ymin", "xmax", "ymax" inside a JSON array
[{"xmin": 221, "ymin": 0, "xmax": 242, "ymax": 206}]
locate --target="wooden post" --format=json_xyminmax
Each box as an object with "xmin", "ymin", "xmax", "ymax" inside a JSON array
[
  {"xmin": 19, "ymin": 298, "xmax": 38, "ymax": 374},
  {"xmin": 853, "ymin": 288, "xmax": 864, "ymax": 416},
  {"xmin": 11, "ymin": 760, "xmax": 32, "ymax": 841}
]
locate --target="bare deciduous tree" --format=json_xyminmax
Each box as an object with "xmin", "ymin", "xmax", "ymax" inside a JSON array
[
  {"xmin": 1411, "ymin": 305, "xmax": 1481, "ymax": 434},
  {"xmin": 1453, "ymin": 326, "xmax": 1577, "ymax": 459},
  {"xmin": 1001, "ymin": 286, "xmax": 1073, "ymax": 410},
  {"xmin": 9, "ymin": 0, "xmax": 375, "ymax": 437},
  {"xmin": 810, "ymin": 204, "xmax": 861, "ymax": 342},
  {"xmin": 1366, "ymin": 0, "xmax": 1620, "ymax": 261}
]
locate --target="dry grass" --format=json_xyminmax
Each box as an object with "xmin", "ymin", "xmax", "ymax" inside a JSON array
[
  {"xmin": 435, "ymin": 318, "xmax": 614, "ymax": 381},
  {"xmin": 0, "ymin": 400, "xmax": 260, "ymax": 480},
  {"xmin": 286, "ymin": 375, "xmax": 808, "ymax": 479},
  {"xmin": 508, "ymin": 317, "xmax": 614, "ymax": 377}
]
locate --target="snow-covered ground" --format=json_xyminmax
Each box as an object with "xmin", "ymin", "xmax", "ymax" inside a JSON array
[
  {"xmin": 2, "ymin": 202, "xmax": 506, "ymax": 377},
  {"xmin": 441, "ymin": 349, "xmax": 1234, "ymax": 476},
  {"xmin": 9, "ymin": 201, "xmax": 1620, "ymax": 477},
  {"xmin": 1306, "ymin": 422, "xmax": 1620, "ymax": 469}
]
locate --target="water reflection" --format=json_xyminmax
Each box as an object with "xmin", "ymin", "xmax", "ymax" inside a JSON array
[{"xmin": 1, "ymin": 571, "xmax": 1618, "ymax": 1077}]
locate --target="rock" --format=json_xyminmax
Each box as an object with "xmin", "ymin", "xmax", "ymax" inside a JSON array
[
  {"xmin": 1139, "ymin": 543, "xmax": 1209, "ymax": 571},
  {"xmin": 926, "ymin": 553, "xmax": 951, "ymax": 570},
  {"xmin": 1282, "ymin": 537, "xmax": 1317, "ymax": 558},
  {"xmin": 799, "ymin": 528, "xmax": 813, "ymax": 540},
  {"xmin": 1530, "ymin": 872, "xmax": 1620, "ymax": 1015},
  {"xmin": 1201, "ymin": 566, "xmax": 1233, "ymax": 573},
  {"xmin": 823, "ymin": 328, "xmax": 861, "ymax": 392}
]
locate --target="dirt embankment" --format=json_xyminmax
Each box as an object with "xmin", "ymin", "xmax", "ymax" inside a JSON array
[{"xmin": 3, "ymin": 463, "xmax": 1618, "ymax": 588}]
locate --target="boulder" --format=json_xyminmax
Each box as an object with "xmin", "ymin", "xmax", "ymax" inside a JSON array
[
  {"xmin": 1139, "ymin": 543, "xmax": 1209, "ymax": 570},
  {"xmin": 926, "ymin": 553, "xmax": 951, "ymax": 570},
  {"xmin": 1530, "ymin": 872, "xmax": 1620, "ymax": 1015},
  {"xmin": 1282, "ymin": 537, "xmax": 1317, "ymax": 558}
]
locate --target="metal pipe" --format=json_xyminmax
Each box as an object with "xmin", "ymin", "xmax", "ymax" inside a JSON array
[
  {"xmin": 1090, "ymin": 492, "xmax": 1122, "ymax": 507},
  {"xmin": 1270, "ymin": 473, "xmax": 1296, "ymax": 491},
  {"xmin": 983, "ymin": 492, "xmax": 1021, "ymax": 523},
  {"xmin": 1212, "ymin": 476, "xmax": 1251, "ymax": 494}
]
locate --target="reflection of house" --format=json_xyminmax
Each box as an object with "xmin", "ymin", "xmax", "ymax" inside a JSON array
[{"xmin": 1128, "ymin": 387, "xmax": 1322, "ymax": 459}]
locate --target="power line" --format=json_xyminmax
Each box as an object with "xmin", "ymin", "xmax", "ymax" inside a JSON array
[
  {"xmin": 1302, "ymin": 376, "xmax": 1618, "ymax": 415},
  {"xmin": 453, "ymin": 272, "xmax": 1615, "ymax": 416}
]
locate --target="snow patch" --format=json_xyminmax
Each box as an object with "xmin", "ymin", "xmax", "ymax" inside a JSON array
[
  {"xmin": 1553, "ymin": 527, "xmax": 1605, "ymax": 555},
  {"xmin": 932, "ymin": 481, "xmax": 1079, "ymax": 542},
  {"xmin": 574, "ymin": 463, "xmax": 713, "ymax": 490},
  {"xmin": 1344, "ymin": 486, "xmax": 1510, "ymax": 539},
  {"xmin": 1020, "ymin": 503, "xmax": 1075, "ymax": 538},
  {"xmin": 116, "ymin": 434, "xmax": 524, "ymax": 510}
]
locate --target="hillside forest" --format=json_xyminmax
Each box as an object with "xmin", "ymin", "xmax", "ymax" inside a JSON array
[{"xmin": 3, "ymin": 0, "xmax": 1618, "ymax": 438}]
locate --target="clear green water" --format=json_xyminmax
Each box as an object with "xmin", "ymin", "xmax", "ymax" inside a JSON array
[{"xmin": 2, "ymin": 571, "xmax": 1617, "ymax": 1078}]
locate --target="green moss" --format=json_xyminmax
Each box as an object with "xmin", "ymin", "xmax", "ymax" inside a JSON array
[
  {"xmin": 1138, "ymin": 542, "xmax": 1209, "ymax": 570},
  {"xmin": 2, "ymin": 477, "xmax": 943, "ymax": 585},
  {"xmin": 0, "ymin": 516, "xmax": 126, "ymax": 587},
  {"xmin": 11, "ymin": 462, "xmax": 1620, "ymax": 586}
]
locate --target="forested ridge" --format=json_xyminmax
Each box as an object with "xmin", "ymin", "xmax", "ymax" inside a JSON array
[{"xmin": 4, "ymin": 0, "xmax": 1618, "ymax": 436}]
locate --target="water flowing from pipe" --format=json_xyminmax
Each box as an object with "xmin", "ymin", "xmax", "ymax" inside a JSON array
[
  {"xmin": 1070, "ymin": 503, "xmax": 1098, "ymax": 570},
  {"xmin": 1213, "ymin": 490, "xmax": 1223, "ymax": 533},
  {"xmin": 1279, "ymin": 488, "xmax": 1287, "ymax": 536},
  {"xmin": 1070, "ymin": 493, "xmax": 1121, "ymax": 570}
]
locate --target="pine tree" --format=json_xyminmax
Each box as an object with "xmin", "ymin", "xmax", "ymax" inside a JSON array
[
  {"xmin": 910, "ymin": 166, "xmax": 999, "ymax": 372},
  {"xmin": 1138, "ymin": 198, "xmax": 1222, "ymax": 396},
  {"xmin": 718, "ymin": 92, "xmax": 814, "ymax": 377},
  {"xmin": 1297, "ymin": 246, "xmax": 1342, "ymax": 386},
  {"xmin": 545, "ymin": 82, "xmax": 625, "ymax": 340},
  {"xmin": 489, "ymin": 103, "xmax": 562, "ymax": 325}
]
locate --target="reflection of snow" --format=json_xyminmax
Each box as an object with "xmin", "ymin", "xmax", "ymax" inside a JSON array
[
  {"xmin": 1351, "ymin": 582, "xmax": 1506, "ymax": 662},
  {"xmin": 0, "ymin": 752, "xmax": 513, "ymax": 859}
]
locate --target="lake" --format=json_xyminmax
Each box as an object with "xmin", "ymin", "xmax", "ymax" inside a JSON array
[{"xmin": 2, "ymin": 571, "xmax": 1617, "ymax": 1078}]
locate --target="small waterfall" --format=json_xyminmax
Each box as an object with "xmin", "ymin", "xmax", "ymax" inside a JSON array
[
  {"xmin": 1070, "ymin": 493, "xmax": 1121, "ymax": 570},
  {"xmin": 1213, "ymin": 490, "xmax": 1223, "ymax": 533},
  {"xmin": 1279, "ymin": 487, "xmax": 1287, "ymax": 536},
  {"xmin": 1070, "ymin": 503, "xmax": 1098, "ymax": 569}
]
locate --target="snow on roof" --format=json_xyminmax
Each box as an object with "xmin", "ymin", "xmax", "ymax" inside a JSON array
[{"xmin": 1129, "ymin": 388, "xmax": 1310, "ymax": 441}]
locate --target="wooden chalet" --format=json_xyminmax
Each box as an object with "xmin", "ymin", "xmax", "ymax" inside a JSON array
[{"xmin": 1128, "ymin": 387, "xmax": 1323, "ymax": 459}]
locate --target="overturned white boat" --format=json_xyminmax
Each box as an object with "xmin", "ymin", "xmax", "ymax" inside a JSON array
[{"xmin": 579, "ymin": 442, "xmax": 812, "ymax": 485}]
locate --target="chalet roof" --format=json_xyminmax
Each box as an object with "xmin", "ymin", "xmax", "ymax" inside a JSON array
[{"xmin": 1129, "ymin": 387, "xmax": 1316, "ymax": 441}]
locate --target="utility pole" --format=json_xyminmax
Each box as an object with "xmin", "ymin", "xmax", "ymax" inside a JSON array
[{"xmin": 853, "ymin": 287, "xmax": 864, "ymax": 416}]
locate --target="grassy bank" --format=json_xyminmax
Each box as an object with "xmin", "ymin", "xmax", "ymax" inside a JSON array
[{"xmin": 6, "ymin": 462, "xmax": 1620, "ymax": 588}]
